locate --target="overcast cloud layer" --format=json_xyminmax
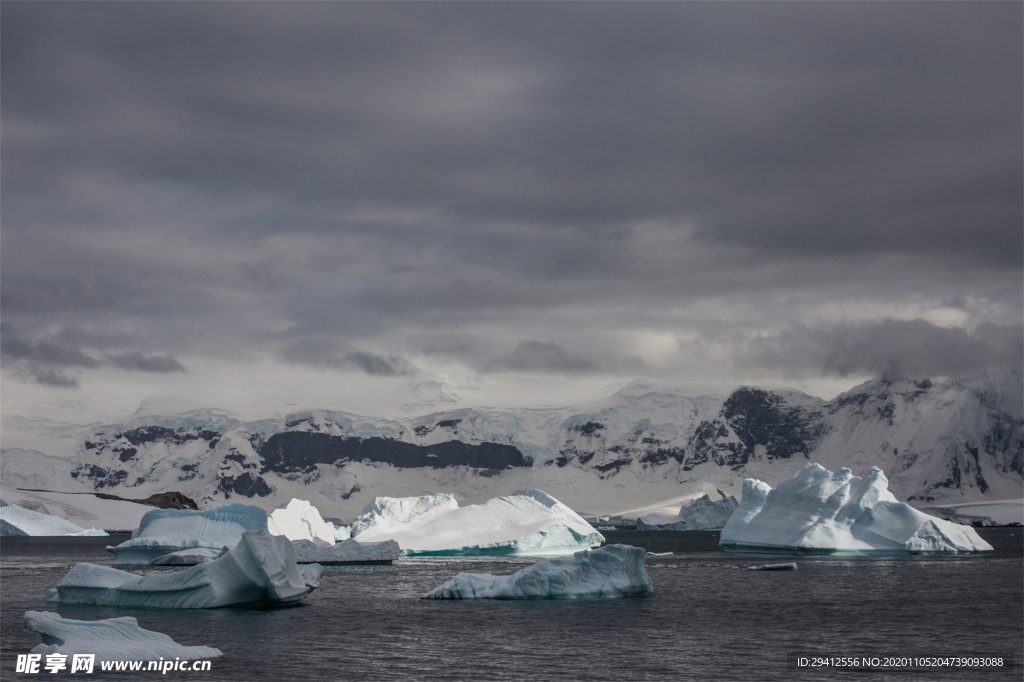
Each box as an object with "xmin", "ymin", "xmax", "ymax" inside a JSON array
[{"xmin": 2, "ymin": 2, "xmax": 1021, "ymax": 418}]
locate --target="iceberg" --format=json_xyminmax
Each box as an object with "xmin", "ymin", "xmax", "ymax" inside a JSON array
[
  {"xmin": 423, "ymin": 544, "xmax": 653, "ymax": 599},
  {"xmin": 1, "ymin": 504, "xmax": 108, "ymax": 537},
  {"xmin": 745, "ymin": 562, "xmax": 798, "ymax": 571},
  {"xmin": 637, "ymin": 493, "xmax": 739, "ymax": 530},
  {"xmin": 291, "ymin": 538, "xmax": 400, "ymax": 564},
  {"xmin": 720, "ymin": 463, "xmax": 994, "ymax": 554},
  {"xmin": 107, "ymin": 504, "xmax": 267, "ymax": 565},
  {"xmin": 48, "ymin": 529, "xmax": 324, "ymax": 608},
  {"xmin": 267, "ymin": 499, "xmax": 339, "ymax": 544},
  {"xmin": 24, "ymin": 611, "xmax": 222, "ymax": 663},
  {"xmin": 351, "ymin": 489, "xmax": 604, "ymax": 556}
]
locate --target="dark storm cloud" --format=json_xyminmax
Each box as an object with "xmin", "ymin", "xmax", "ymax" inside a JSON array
[
  {"xmin": 740, "ymin": 320, "xmax": 1024, "ymax": 381},
  {"xmin": 1, "ymin": 2, "xmax": 1020, "ymax": 393},
  {"xmin": 0, "ymin": 323, "xmax": 187, "ymax": 387}
]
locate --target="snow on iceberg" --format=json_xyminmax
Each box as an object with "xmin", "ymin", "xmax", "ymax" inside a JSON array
[
  {"xmin": 49, "ymin": 529, "xmax": 324, "ymax": 608},
  {"xmin": 291, "ymin": 538, "xmax": 400, "ymax": 564},
  {"xmin": 107, "ymin": 504, "xmax": 267, "ymax": 565},
  {"xmin": 267, "ymin": 499, "xmax": 338, "ymax": 544},
  {"xmin": 24, "ymin": 611, "xmax": 222, "ymax": 663},
  {"xmin": 351, "ymin": 489, "xmax": 604, "ymax": 556},
  {"xmin": 719, "ymin": 463, "xmax": 994, "ymax": 554},
  {"xmin": 423, "ymin": 544, "xmax": 653, "ymax": 599},
  {"xmin": 1, "ymin": 504, "xmax": 107, "ymax": 537},
  {"xmin": 637, "ymin": 493, "xmax": 739, "ymax": 530}
]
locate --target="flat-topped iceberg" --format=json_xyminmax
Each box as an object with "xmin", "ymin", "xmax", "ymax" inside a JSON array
[
  {"xmin": 291, "ymin": 538, "xmax": 400, "ymax": 564},
  {"xmin": 1, "ymin": 504, "xmax": 107, "ymax": 537},
  {"xmin": 267, "ymin": 499, "xmax": 339, "ymax": 544},
  {"xmin": 49, "ymin": 529, "xmax": 324, "ymax": 608},
  {"xmin": 351, "ymin": 489, "xmax": 604, "ymax": 556},
  {"xmin": 637, "ymin": 493, "xmax": 739, "ymax": 530},
  {"xmin": 107, "ymin": 504, "xmax": 267, "ymax": 565},
  {"xmin": 423, "ymin": 544, "xmax": 653, "ymax": 599},
  {"xmin": 720, "ymin": 463, "xmax": 994, "ymax": 554},
  {"xmin": 24, "ymin": 611, "xmax": 222, "ymax": 663}
]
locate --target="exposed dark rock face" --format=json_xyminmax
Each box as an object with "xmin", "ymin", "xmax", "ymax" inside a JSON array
[
  {"xmin": 94, "ymin": 490, "xmax": 199, "ymax": 510},
  {"xmin": 721, "ymin": 387, "xmax": 825, "ymax": 462},
  {"xmin": 257, "ymin": 432, "xmax": 528, "ymax": 473}
]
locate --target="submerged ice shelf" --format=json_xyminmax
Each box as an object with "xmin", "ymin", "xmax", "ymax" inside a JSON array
[
  {"xmin": 720, "ymin": 463, "xmax": 994, "ymax": 554},
  {"xmin": 423, "ymin": 544, "xmax": 653, "ymax": 599},
  {"xmin": 49, "ymin": 529, "xmax": 324, "ymax": 608}
]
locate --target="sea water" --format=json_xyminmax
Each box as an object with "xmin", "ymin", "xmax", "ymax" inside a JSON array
[{"xmin": 2, "ymin": 530, "xmax": 1020, "ymax": 681}]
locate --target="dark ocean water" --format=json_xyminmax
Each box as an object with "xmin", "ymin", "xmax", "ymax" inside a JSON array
[{"xmin": 2, "ymin": 529, "xmax": 1021, "ymax": 681}]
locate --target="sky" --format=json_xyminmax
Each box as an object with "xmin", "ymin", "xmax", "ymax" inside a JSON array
[{"xmin": 2, "ymin": 2, "xmax": 1022, "ymax": 421}]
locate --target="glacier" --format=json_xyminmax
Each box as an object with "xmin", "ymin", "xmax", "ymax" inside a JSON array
[
  {"xmin": 719, "ymin": 463, "xmax": 994, "ymax": 554},
  {"xmin": 423, "ymin": 544, "xmax": 653, "ymax": 599},
  {"xmin": 351, "ymin": 489, "xmax": 604, "ymax": 556},
  {"xmin": 637, "ymin": 493, "xmax": 739, "ymax": 530},
  {"xmin": 107, "ymin": 504, "xmax": 268, "ymax": 565},
  {"xmin": 291, "ymin": 538, "xmax": 400, "ymax": 564},
  {"xmin": 1, "ymin": 504, "xmax": 107, "ymax": 536},
  {"xmin": 49, "ymin": 529, "xmax": 324, "ymax": 608},
  {"xmin": 24, "ymin": 611, "xmax": 222, "ymax": 663}
]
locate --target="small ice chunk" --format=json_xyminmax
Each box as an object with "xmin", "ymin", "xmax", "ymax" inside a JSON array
[
  {"xmin": 423, "ymin": 544, "xmax": 653, "ymax": 599},
  {"xmin": 24, "ymin": 611, "xmax": 222, "ymax": 663},
  {"xmin": 745, "ymin": 562, "xmax": 798, "ymax": 571}
]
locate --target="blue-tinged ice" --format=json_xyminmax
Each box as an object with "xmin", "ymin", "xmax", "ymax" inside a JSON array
[
  {"xmin": 719, "ymin": 463, "xmax": 994, "ymax": 554},
  {"xmin": 423, "ymin": 544, "xmax": 653, "ymax": 599},
  {"xmin": 106, "ymin": 504, "xmax": 267, "ymax": 565},
  {"xmin": 351, "ymin": 489, "xmax": 604, "ymax": 556},
  {"xmin": 150, "ymin": 547, "xmax": 228, "ymax": 566},
  {"xmin": 48, "ymin": 529, "xmax": 324, "ymax": 608},
  {"xmin": 24, "ymin": 611, "xmax": 222, "ymax": 663},
  {"xmin": 1, "ymin": 504, "xmax": 108, "ymax": 537}
]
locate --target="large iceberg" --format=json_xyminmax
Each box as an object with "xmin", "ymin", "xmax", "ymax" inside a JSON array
[
  {"xmin": 637, "ymin": 493, "xmax": 739, "ymax": 530},
  {"xmin": 1, "ymin": 504, "xmax": 108, "ymax": 537},
  {"xmin": 267, "ymin": 499, "xmax": 339, "ymax": 544},
  {"xmin": 24, "ymin": 611, "xmax": 222, "ymax": 663},
  {"xmin": 423, "ymin": 544, "xmax": 653, "ymax": 599},
  {"xmin": 291, "ymin": 538, "xmax": 400, "ymax": 564},
  {"xmin": 719, "ymin": 463, "xmax": 994, "ymax": 554},
  {"xmin": 107, "ymin": 504, "xmax": 267, "ymax": 565},
  {"xmin": 49, "ymin": 529, "xmax": 324, "ymax": 608},
  {"xmin": 351, "ymin": 489, "xmax": 604, "ymax": 556}
]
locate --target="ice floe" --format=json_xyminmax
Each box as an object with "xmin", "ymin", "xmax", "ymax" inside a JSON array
[
  {"xmin": 49, "ymin": 529, "xmax": 323, "ymax": 608},
  {"xmin": 107, "ymin": 504, "xmax": 267, "ymax": 565},
  {"xmin": 351, "ymin": 489, "xmax": 604, "ymax": 556},
  {"xmin": 24, "ymin": 611, "xmax": 222, "ymax": 662},
  {"xmin": 423, "ymin": 544, "xmax": 653, "ymax": 599},
  {"xmin": 720, "ymin": 463, "xmax": 994, "ymax": 554},
  {"xmin": 1, "ymin": 504, "xmax": 107, "ymax": 537}
]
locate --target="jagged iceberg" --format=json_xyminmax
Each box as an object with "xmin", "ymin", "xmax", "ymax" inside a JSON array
[
  {"xmin": 1, "ymin": 504, "xmax": 108, "ymax": 537},
  {"xmin": 423, "ymin": 544, "xmax": 653, "ymax": 599},
  {"xmin": 49, "ymin": 529, "xmax": 324, "ymax": 608},
  {"xmin": 150, "ymin": 547, "xmax": 228, "ymax": 566},
  {"xmin": 720, "ymin": 463, "xmax": 994, "ymax": 554},
  {"xmin": 351, "ymin": 489, "xmax": 604, "ymax": 556},
  {"xmin": 267, "ymin": 499, "xmax": 339, "ymax": 544},
  {"xmin": 637, "ymin": 493, "xmax": 739, "ymax": 530},
  {"xmin": 107, "ymin": 504, "xmax": 267, "ymax": 565},
  {"xmin": 24, "ymin": 611, "xmax": 222, "ymax": 663},
  {"xmin": 291, "ymin": 538, "xmax": 400, "ymax": 564}
]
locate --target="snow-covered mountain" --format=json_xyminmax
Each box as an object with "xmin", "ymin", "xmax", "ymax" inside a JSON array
[{"xmin": 2, "ymin": 371, "xmax": 1020, "ymax": 521}]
